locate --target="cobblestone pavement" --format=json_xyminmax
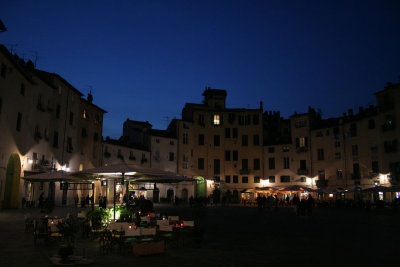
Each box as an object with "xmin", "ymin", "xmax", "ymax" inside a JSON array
[{"xmin": 1, "ymin": 204, "xmax": 399, "ymax": 267}]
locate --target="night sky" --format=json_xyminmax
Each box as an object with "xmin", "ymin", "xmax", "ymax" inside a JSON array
[{"xmin": 1, "ymin": 1, "xmax": 399, "ymax": 139}]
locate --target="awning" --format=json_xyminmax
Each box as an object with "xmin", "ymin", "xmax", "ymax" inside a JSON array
[
  {"xmin": 275, "ymin": 185, "xmax": 314, "ymax": 193},
  {"xmin": 73, "ymin": 162, "xmax": 194, "ymax": 183},
  {"xmin": 23, "ymin": 170, "xmax": 81, "ymax": 182}
]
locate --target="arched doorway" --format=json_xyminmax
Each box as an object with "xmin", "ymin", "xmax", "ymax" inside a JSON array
[
  {"xmin": 167, "ymin": 189, "xmax": 174, "ymax": 203},
  {"xmin": 4, "ymin": 153, "xmax": 21, "ymax": 208},
  {"xmin": 181, "ymin": 188, "xmax": 188, "ymax": 203},
  {"xmin": 153, "ymin": 187, "xmax": 160, "ymax": 203},
  {"xmin": 195, "ymin": 177, "xmax": 206, "ymax": 198}
]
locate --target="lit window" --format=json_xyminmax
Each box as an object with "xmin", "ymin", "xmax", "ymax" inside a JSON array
[
  {"xmin": 83, "ymin": 109, "xmax": 88, "ymax": 119},
  {"xmin": 213, "ymin": 114, "xmax": 220, "ymax": 125}
]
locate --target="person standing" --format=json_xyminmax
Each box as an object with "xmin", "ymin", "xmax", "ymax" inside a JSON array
[
  {"xmin": 39, "ymin": 192, "xmax": 44, "ymax": 209},
  {"xmin": 307, "ymin": 195, "xmax": 314, "ymax": 216},
  {"xmin": 293, "ymin": 194, "xmax": 300, "ymax": 215}
]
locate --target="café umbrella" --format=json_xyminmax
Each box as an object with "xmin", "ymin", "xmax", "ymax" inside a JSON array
[{"xmin": 74, "ymin": 163, "xmax": 194, "ymax": 219}]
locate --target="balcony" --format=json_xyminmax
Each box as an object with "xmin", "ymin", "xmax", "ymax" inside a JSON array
[
  {"xmin": 296, "ymin": 147, "xmax": 308, "ymax": 153},
  {"xmin": 351, "ymin": 173, "xmax": 361, "ymax": 180},
  {"xmin": 240, "ymin": 169, "xmax": 251, "ymax": 175},
  {"xmin": 297, "ymin": 169, "xmax": 309, "ymax": 175},
  {"xmin": 382, "ymin": 123, "xmax": 396, "ymax": 132},
  {"xmin": 316, "ymin": 179, "xmax": 328, "ymax": 188}
]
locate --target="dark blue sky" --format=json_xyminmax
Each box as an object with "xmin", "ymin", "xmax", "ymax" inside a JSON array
[{"xmin": 2, "ymin": 1, "xmax": 400, "ymax": 139}]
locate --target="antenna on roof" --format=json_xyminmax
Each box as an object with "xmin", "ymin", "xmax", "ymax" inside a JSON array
[
  {"xmin": 31, "ymin": 51, "xmax": 38, "ymax": 67},
  {"xmin": 163, "ymin": 116, "xmax": 170, "ymax": 128},
  {"xmin": 6, "ymin": 44, "xmax": 17, "ymax": 54}
]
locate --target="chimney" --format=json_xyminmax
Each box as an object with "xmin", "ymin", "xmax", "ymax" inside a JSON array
[
  {"xmin": 88, "ymin": 91, "xmax": 93, "ymax": 103},
  {"xmin": 348, "ymin": 109, "xmax": 353, "ymax": 116},
  {"xmin": 359, "ymin": 106, "xmax": 363, "ymax": 113},
  {"xmin": 259, "ymin": 101, "xmax": 263, "ymax": 111}
]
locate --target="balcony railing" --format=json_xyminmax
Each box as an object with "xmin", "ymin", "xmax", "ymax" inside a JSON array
[
  {"xmin": 382, "ymin": 123, "xmax": 396, "ymax": 131},
  {"xmin": 297, "ymin": 169, "xmax": 309, "ymax": 175},
  {"xmin": 296, "ymin": 147, "xmax": 308, "ymax": 153},
  {"xmin": 240, "ymin": 169, "xmax": 251, "ymax": 175},
  {"xmin": 316, "ymin": 179, "xmax": 328, "ymax": 188}
]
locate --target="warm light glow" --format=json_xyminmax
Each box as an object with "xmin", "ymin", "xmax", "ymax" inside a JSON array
[
  {"xmin": 213, "ymin": 114, "xmax": 220, "ymax": 125},
  {"xmin": 261, "ymin": 179, "xmax": 269, "ymax": 186},
  {"xmin": 379, "ymin": 173, "xmax": 390, "ymax": 185},
  {"xmin": 98, "ymin": 171, "xmax": 136, "ymax": 176},
  {"xmin": 66, "ymin": 167, "xmax": 70, "ymax": 172},
  {"xmin": 329, "ymin": 194, "xmax": 333, "ymax": 197},
  {"xmin": 28, "ymin": 159, "xmax": 33, "ymax": 164}
]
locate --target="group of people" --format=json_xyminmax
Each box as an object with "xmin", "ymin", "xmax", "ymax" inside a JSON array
[
  {"xmin": 73, "ymin": 194, "xmax": 95, "ymax": 208},
  {"xmin": 292, "ymin": 194, "xmax": 314, "ymax": 216},
  {"xmin": 255, "ymin": 194, "xmax": 281, "ymax": 210},
  {"xmin": 254, "ymin": 193, "xmax": 314, "ymax": 215}
]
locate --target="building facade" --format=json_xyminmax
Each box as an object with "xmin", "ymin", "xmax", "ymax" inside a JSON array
[
  {"xmin": 170, "ymin": 88, "xmax": 264, "ymax": 199},
  {"xmin": 0, "ymin": 45, "xmax": 106, "ymax": 208}
]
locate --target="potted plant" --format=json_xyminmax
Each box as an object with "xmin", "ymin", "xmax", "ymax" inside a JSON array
[{"xmin": 87, "ymin": 207, "xmax": 110, "ymax": 228}]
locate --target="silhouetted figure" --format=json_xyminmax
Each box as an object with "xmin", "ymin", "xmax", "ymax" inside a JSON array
[
  {"xmin": 39, "ymin": 193, "xmax": 44, "ymax": 209},
  {"xmin": 256, "ymin": 195, "xmax": 262, "ymax": 211},
  {"xmin": 300, "ymin": 198, "xmax": 306, "ymax": 216},
  {"xmin": 189, "ymin": 196, "xmax": 194, "ymax": 208},
  {"xmin": 293, "ymin": 194, "xmax": 300, "ymax": 215},
  {"xmin": 262, "ymin": 195, "xmax": 266, "ymax": 210},
  {"xmin": 134, "ymin": 211, "xmax": 141, "ymax": 227},
  {"xmin": 306, "ymin": 195, "xmax": 314, "ymax": 216}
]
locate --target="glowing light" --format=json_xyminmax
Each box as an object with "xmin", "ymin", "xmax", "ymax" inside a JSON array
[
  {"xmin": 329, "ymin": 194, "xmax": 333, "ymax": 197},
  {"xmin": 98, "ymin": 172, "xmax": 136, "ymax": 176},
  {"xmin": 213, "ymin": 114, "xmax": 220, "ymax": 125},
  {"xmin": 261, "ymin": 179, "xmax": 269, "ymax": 186},
  {"xmin": 28, "ymin": 159, "xmax": 33, "ymax": 164},
  {"xmin": 66, "ymin": 168, "xmax": 70, "ymax": 172}
]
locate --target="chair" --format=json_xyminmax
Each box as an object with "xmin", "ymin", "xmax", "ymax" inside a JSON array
[
  {"xmin": 122, "ymin": 227, "xmax": 141, "ymax": 254},
  {"xmin": 25, "ymin": 216, "xmax": 35, "ymax": 232},
  {"xmin": 158, "ymin": 224, "xmax": 176, "ymax": 248},
  {"xmin": 141, "ymin": 227, "xmax": 156, "ymax": 240},
  {"xmin": 33, "ymin": 219, "xmax": 50, "ymax": 245},
  {"xmin": 99, "ymin": 230, "xmax": 113, "ymax": 255}
]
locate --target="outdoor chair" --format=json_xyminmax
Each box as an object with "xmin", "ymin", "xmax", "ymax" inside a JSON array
[
  {"xmin": 158, "ymin": 224, "xmax": 177, "ymax": 249},
  {"xmin": 33, "ymin": 219, "xmax": 50, "ymax": 246},
  {"xmin": 24, "ymin": 216, "xmax": 35, "ymax": 232},
  {"xmin": 121, "ymin": 227, "xmax": 141, "ymax": 254},
  {"xmin": 99, "ymin": 230, "xmax": 113, "ymax": 255},
  {"xmin": 140, "ymin": 227, "xmax": 157, "ymax": 240}
]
